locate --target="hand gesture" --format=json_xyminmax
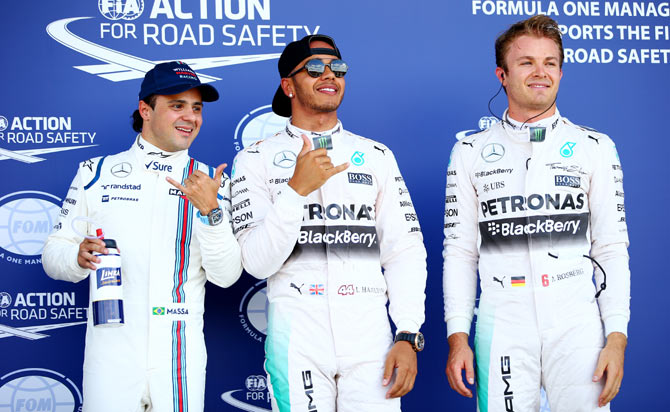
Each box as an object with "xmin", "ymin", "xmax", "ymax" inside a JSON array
[
  {"xmin": 77, "ymin": 237, "xmax": 107, "ymax": 270},
  {"xmin": 382, "ymin": 341, "xmax": 418, "ymax": 398},
  {"xmin": 166, "ymin": 163, "xmax": 227, "ymax": 215},
  {"xmin": 593, "ymin": 332, "xmax": 627, "ymax": 407},
  {"xmin": 288, "ymin": 134, "xmax": 348, "ymax": 196},
  {"xmin": 445, "ymin": 332, "xmax": 475, "ymax": 398}
]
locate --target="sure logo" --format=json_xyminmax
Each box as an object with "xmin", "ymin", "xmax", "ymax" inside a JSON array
[{"xmin": 145, "ymin": 161, "xmax": 172, "ymax": 173}]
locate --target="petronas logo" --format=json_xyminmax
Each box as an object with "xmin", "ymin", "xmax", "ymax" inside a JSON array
[
  {"xmin": 351, "ymin": 151, "xmax": 365, "ymax": 166},
  {"xmin": 529, "ymin": 127, "xmax": 546, "ymax": 142},
  {"xmin": 560, "ymin": 142, "xmax": 576, "ymax": 158}
]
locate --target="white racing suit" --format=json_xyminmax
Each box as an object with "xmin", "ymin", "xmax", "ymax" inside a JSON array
[
  {"xmin": 42, "ymin": 135, "xmax": 243, "ymax": 412},
  {"xmin": 443, "ymin": 110, "xmax": 630, "ymax": 412},
  {"xmin": 231, "ymin": 120, "xmax": 427, "ymax": 411}
]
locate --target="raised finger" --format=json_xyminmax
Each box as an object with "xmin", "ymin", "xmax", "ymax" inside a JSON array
[
  {"xmin": 166, "ymin": 176, "xmax": 188, "ymax": 193},
  {"xmin": 328, "ymin": 162, "xmax": 349, "ymax": 176}
]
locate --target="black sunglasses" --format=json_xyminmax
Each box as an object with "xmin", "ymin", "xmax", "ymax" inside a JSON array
[{"xmin": 287, "ymin": 59, "xmax": 349, "ymax": 78}]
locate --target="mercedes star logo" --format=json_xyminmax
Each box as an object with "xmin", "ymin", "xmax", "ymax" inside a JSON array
[
  {"xmin": 481, "ymin": 143, "xmax": 505, "ymax": 163},
  {"xmin": 111, "ymin": 162, "xmax": 132, "ymax": 178},
  {"xmin": 273, "ymin": 151, "xmax": 297, "ymax": 168}
]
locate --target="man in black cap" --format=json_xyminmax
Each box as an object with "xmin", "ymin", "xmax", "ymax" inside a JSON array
[
  {"xmin": 231, "ymin": 35, "xmax": 427, "ymax": 410},
  {"xmin": 43, "ymin": 61, "xmax": 242, "ymax": 412}
]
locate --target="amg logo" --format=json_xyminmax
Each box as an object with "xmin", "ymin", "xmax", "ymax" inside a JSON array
[
  {"xmin": 554, "ymin": 175, "xmax": 581, "ymax": 188},
  {"xmin": 302, "ymin": 370, "xmax": 317, "ymax": 411},
  {"xmin": 304, "ymin": 203, "xmax": 373, "ymax": 221},
  {"xmin": 169, "ymin": 188, "xmax": 185, "ymax": 196},
  {"xmin": 399, "ymin": 200, "xmax": 413, "ymax": 207},
  {"xmin": 348, "ymin": 172, "xmax": 373, "ymax": 186},
  {"xmin": 501, "ymin": 356, "xmax": 514, "ymax": 411},
  {"xmin": 232, "ymin": 199, "xmax": 250, "ymax": 212}
]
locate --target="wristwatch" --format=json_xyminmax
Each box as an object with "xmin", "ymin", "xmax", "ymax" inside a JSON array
[
  {"xmin": 206, "ymin": 207, "xmax": 223, "ymax": 226},
  {"xmin": 394, "ymin": 331, "xmax": 425, "ymax": 352}
]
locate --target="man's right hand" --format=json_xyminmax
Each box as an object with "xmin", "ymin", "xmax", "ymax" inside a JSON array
[
  {"xmin": 288, "ymin": 134, "xmax": 348, "ymax": 196},
  {"xmin": 445, "ymin": 332, "xmax": 476, "ymax": 398},
  {"xmin": 77, "ymin": 238, "xmax": 107, "ymax": 270}
]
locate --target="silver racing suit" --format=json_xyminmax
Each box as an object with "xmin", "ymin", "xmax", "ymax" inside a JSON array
[
  {"xmin": 443, "ymin": 110, "xmax": 630, "ymax": 412},
  {"xmin": 231, "ymin": 120, "xmax": 427, "ymax": 411}
]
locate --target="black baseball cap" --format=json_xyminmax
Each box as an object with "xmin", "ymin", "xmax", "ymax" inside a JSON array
[
  {"xmin": 272, "ymin": 34, "xmax": 342, "ymax": 117},
  {"xmin": 139, "ymin": 61, "xmax": 219, "ymax": 102}
]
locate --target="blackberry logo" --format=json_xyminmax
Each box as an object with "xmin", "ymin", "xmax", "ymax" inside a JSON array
[{"xmin": 488, "ymin": 221, "xmax": 500, "ymax": 235}]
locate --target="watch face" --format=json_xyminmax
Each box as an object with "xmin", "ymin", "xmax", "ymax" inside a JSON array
[
  {"xmin": 415, "ymin": 333, "xmax": 425, "ymax": 351},
  {"xmin": 208, "ymin": 208, "xmax": 223, "ymax": 225}
]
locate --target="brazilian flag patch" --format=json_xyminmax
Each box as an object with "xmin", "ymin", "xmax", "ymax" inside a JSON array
[{"xmin": 152, "ymin": 307, "xmax": 165, "ymax": 315}]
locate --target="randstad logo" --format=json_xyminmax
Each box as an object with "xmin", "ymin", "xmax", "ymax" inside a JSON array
[{"xmin": 99, "ymin": 0, "xmax": 144, "ymax": 21}]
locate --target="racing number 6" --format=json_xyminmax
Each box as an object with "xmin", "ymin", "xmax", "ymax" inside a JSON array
[{"xmin": 542, "ymin": 274, "xmax": 549, "ymax": 287}]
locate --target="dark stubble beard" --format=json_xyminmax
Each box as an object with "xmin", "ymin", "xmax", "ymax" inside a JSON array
[{"xmin": 293, "ymin": 81, "xmax": 344, "ymax": 113}]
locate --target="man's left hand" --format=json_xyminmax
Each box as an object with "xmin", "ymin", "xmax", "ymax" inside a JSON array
[
  {"xmin": 382, "ymin": 341, "xmax": 417, "ymax": 399},
  {"xmin": 166, "ymin": 163, "xmax": 227, "ymax": 215},
  {"xmin": 593, "ymin": 332, "xmax": 627, "ymax": 407}
]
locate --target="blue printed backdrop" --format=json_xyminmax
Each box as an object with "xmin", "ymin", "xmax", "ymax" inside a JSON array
[{"xmin": 1, "ymin": 1, "xmax": 667, "ymax": 410}]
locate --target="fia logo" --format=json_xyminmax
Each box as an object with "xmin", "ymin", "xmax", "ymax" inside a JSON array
[{"xmin": 98, "ymin": 0, "xmax": 144, "ymax": 21}]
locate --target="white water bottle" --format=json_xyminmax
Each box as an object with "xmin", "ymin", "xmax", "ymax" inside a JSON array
[{"xmin": 90, "ymin": 229, "xmax": 124, "ymax": 327}]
